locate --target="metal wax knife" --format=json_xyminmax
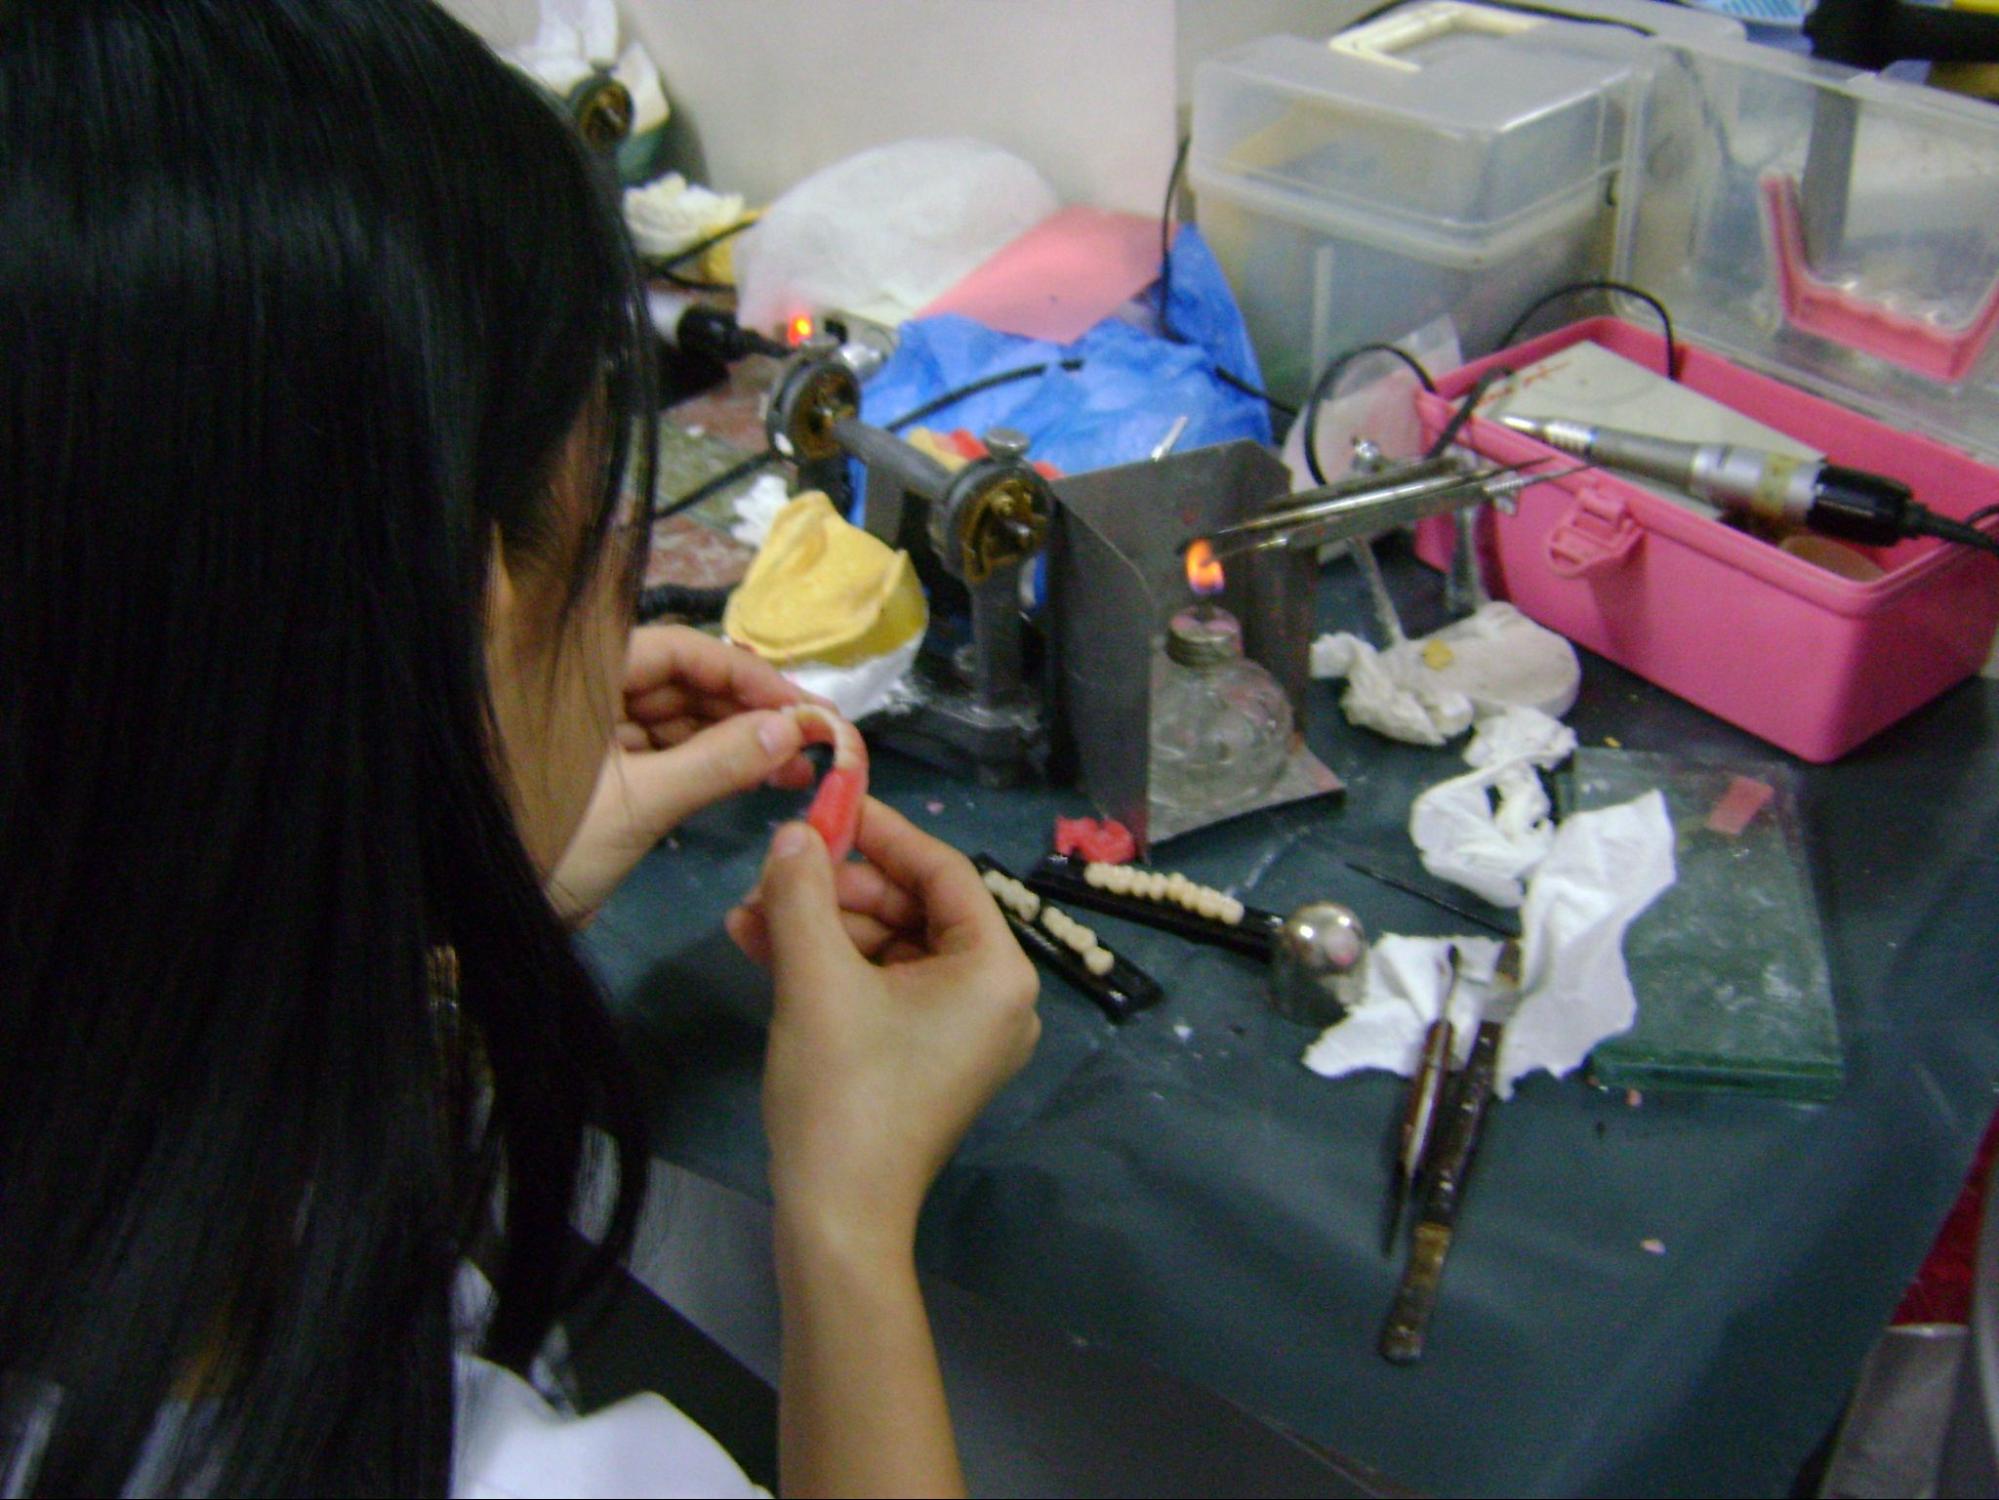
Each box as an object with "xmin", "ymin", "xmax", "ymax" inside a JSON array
[
  {"xmin": 1379, "ymin": 940, "xmax": 1523, "ymax": 1365},
  {"xmin": 1382, "ymin": 946, "xmax": 1460, "ymax": 1258}
]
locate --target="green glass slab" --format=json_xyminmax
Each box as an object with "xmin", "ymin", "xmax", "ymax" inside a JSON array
[{"xmin": 1561, "ymin": 748, "xmax": 1843, "ymax": 1102}]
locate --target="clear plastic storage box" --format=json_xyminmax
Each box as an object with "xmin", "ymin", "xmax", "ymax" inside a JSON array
[{"xmin": 1188, "ymin": 2, "xmax": 1734, "ymax": 403}]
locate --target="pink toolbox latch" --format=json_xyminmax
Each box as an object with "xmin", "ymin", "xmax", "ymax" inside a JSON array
[{"xmin": 1545, "ymin": 480, "xmax": 1642, "ymax": 579}]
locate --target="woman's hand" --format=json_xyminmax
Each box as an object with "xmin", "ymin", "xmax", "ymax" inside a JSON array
[
  {"xmin": 726, "ymin": 797, "xmax": 1041, "ymax": 1257},
  {"xmin": 548, "ymin": 624, "xmax": 818, "ymax": 921},
  {"xmin": 727, "ymin": 798, "xmax": 1038, "ymax": 1499}
]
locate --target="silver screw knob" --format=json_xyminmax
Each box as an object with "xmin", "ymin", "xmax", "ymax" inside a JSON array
[{"xmin": 983, "ymin": 427, "xmax": 1031, "ymax": 463}]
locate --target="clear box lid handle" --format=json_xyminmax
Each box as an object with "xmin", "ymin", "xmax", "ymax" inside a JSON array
[{"xmin": 1329, "ymin": 0, "xmax": 1543, "ymax": 74}]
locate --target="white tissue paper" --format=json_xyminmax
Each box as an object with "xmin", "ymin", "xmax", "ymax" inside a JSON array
[
  {"xmin": 1303, "ymin": 789, "xmax": 1675, "ymax": 1097},
  {"xmin": 728, "ymin": 473, "xmax": 793, "ymax": 549},
  {"xmin": 507, "ymin": 0, "xmax": 668, "ymax": 133},
  {"xmin": 1409, "ymin": 705, "xmax": 1577, "ymax": 908},
  {"xmin": 781, "ymin": 638, "xmax": 923, "ymax": 725},
  {"xmin": 1301, "ymin": 935, "xmax": 1503, "ymax": 1076},
  {"xmin": 735, "ymin": 139, "xmax": 1058, "ymax": 332},
  {"xmin": 624, "ymin": 174, "xmax": 744, "ymax": 261},
  {"xmin": 1310, "ymin": 632, "xmax": 1472, "ymax": 746},
  {"xmin": 1501, "ymin": 789, "xmax": 1675, "ymax": 1093},
  {"xmin": 1310, "ymin": 603, "xmax": 1580, "ymax": 747}
]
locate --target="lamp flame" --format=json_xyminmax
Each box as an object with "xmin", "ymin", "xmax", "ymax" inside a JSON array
[
  {"xmin": 787, "ymin": 314, "xmax": 816, "ymax": 347},
  {"xmin": 1185, "ymin": 538, "xmax": 1225, "ymax": 597}
]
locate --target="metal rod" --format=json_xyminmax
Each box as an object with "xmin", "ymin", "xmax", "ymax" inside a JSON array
[
  {"xmin": 1207, "ymin": 463, "xmax": 1497, "ymax": 544},
  {"xmin": 1199, "ymin": 472, "xmax": 1507, "ymax": 562},
  {"xmin": 832, "ymin": 415, "xmax": 954, "ymax": 501},
  {"xmin": 1350, "ymin": 537, "xmax": 1406, "ymax": 646},
  {"xmin": 1203, "ymin": 463, "xmax": 1591, "ymax": 564}
]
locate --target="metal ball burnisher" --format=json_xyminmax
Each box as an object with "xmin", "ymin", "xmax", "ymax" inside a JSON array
[{"xmin": 1270, "ymin": 902, "xmax": 1369, "ymax": 1026}]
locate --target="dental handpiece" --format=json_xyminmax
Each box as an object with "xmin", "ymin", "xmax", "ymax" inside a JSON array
[{"xmin": 1496, "ymin": 414, "xmax": 1977, "ymax": 550}]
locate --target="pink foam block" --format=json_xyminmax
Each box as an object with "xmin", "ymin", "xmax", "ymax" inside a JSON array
[{"xmin": 920, "ymin": 207, "xmax": 1173, "ymax": 345}]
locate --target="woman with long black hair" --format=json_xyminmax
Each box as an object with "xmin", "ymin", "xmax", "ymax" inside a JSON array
[{"xmin": 0, "ymin": 2, "xmax": 1038, "ymax": 1494}]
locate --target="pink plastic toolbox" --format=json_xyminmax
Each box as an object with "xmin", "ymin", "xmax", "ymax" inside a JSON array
[
  {"xmin": 1412, "ymin": 318, "xmax": 1999, "ymax": 761},
  {"xmin": 1406, "ymin": 32, "xmax": 1999, "ymax": 762}
]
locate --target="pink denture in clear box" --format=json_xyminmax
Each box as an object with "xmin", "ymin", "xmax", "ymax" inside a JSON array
[{"xmin": 1411, "ymin": 317, "xmax": 1999, "ymax": 762}]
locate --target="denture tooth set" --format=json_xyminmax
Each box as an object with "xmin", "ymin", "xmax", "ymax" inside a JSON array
[
  {"xmin": 1081, "ymin": 862, "xmax": 1245, "ymax": 927},
  {"xmin": 982, "ymin": 867, "xmax": 1115, "ymax": 976},
  {"xmin": 974, "ymin": 856, "xmax": 1162, "ymax": 1021},
  {"xmin": 1027, "ymin": 853, "xmax": 1283, "ymax": 964}
]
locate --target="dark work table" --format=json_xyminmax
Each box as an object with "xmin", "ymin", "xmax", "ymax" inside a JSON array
[{"xmin": 582, "ymin": 541, "xmax": 1999, "ymax": 1496}]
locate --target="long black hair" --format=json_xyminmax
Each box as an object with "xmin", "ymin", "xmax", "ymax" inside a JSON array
[{"xmin": 0, "ymin": 1, "xmax": 655, "ymax": 1491}]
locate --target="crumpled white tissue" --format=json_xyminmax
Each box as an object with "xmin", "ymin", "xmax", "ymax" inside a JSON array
[
  {"xmin": 1501, "ymin": 789, "xmax": 1675, "ymax": 1093},
  {"xmin": 735, "ymin": 139, "xmax": 1058, "ymax": 331},
  {"xmin": 1409, "ymin": 706, "xmax": 1577, "ymax": 908},
  {"xmin": 728, "ymin": 473, "xmax": 794, "ymax": 549},
  {"xmin": 1303, "ymin": 790, "xmax": 1675, "ymax": 1097},
  {"xmin": 1310, "ymin": 632, "xmax": 1472, "ymax": 745},
  {"xmin": 1309, "ymin": 603, "xmax": 1580, "ymax": 746},
  {"xmin": 1301, "ymin": 935, "xmax": 1502, "ymax": 1076},
  {"xmin": 780, "ymin": 638, "xmax": 923, "ymax": 724},
  {"xmin": 506, "ymin": 0, "xmax": 669, "ymax": 134},
  {"xmin": 624, "ymin": 174, "xmax": 745, "ymax": 262}
]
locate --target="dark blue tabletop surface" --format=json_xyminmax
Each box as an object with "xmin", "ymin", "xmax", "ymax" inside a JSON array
[{"xmin": 583, "ymin": 545, "xmax": 1999, "ymax": 1496}]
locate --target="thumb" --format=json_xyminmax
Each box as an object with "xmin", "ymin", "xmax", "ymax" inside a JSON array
[
  {"xmin": 756, "ymin": 821, "xmax": 851, "ymax": 995},
  {"xmin": 624, "ymin": 710, "xmax": 804, "ymax": 840}
]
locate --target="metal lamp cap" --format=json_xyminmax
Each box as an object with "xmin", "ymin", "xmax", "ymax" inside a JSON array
[{"xmin": 1165, "ymin": 605, "xmax": 1242, "ymax": 668}]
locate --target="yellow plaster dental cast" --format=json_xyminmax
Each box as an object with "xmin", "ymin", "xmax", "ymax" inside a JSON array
[{"xmin": 722, "ymin": 491, "xmax": 926, "ymax": 668}]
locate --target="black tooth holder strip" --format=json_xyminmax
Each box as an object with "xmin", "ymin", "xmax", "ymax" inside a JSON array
[
  {"xmin": 1023, "ymin": 853, "xmax": 1283, "ymax": 963},
  {"xmin": 975, "ymin": 855, "xmax": 1164, "ymax": 1023}
]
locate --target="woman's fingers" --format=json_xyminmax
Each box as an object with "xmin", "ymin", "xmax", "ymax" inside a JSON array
[
  {"xmin": 833, "ymin": 856, "xmax": 924, "ymax": 937},
  {"xmin": 613, "ymin": 710, "xmax": 807, "ymax": 843},
  {"xmin": 624, "ymin": 623, "xmax": 802, "ymax": 712},
  {"xmin": 727, "ymin": 901, "xmax": 903, "ymax": 969},
  {"xmin": 627, "ymin": 684, "xmax": 782, "ymax": 728},
  {"xmin": 848, "ymin": 799, "xmax": 1010, "ymax": 954}
]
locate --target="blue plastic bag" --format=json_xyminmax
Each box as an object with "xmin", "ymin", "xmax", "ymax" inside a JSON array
[{"xmin": 855, "ymin": 226, "xmax": 1273, "ymax": 485}]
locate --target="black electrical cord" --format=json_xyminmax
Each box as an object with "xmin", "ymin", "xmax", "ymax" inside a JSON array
[
  {"xmin": 657, "ymin": 218, "xmax": 754, "ymax": 271},
  {"xmin": 1906, "ymin": 510, "xmax": 1999, "ymax": 560},
  {"xmin": 1157, "ymin": 136, "xmax": 1298, "ymax": 421},
  {"xmin": 657, "ymin": 271, "xmax": 733, "ymax": 293},
  {"xmin": 1424, "ymin": 364, "xmax": 1517, "ymax": 461},
  {"xmin": 1158, "ymin": 137, "xmax": 1190, "ymax": 334},
  {"xmin": 1300, "ymin": 343, "xmax": 1439, "ymax": 486},
  {"xmin": 1495, "ymin": 280, "xmax": 1682, "ymax": 382},
  {"xmin": 652, "ymin": 448, "xmax": 776, "ymax": 521},
  {"xmin": 639, "ymin": 218, "xmax": 756, "ymax": 293},
  {"xmin": 882, "ymin": 358, "xmax": 1084, "ymax": 433}
]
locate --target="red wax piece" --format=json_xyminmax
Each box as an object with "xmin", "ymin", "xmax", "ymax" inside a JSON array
[
  {"xmin": 1705, "ymin": 775, "xmax": 1775, "ymax": 837},
  {"xmin": 1054, "ymin": 816, "xmax": 1137, "ymax": 865},
  {"xmin": 788, "ymin": 705, "xmax": 868, "ymax": 862}
]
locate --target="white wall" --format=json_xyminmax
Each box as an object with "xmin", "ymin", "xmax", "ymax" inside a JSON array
[
  {"xmin": 436, "ymin": 0, "xmax": 539, "ymax": 47},
  {"xmin": 434, "ymin": 1, "xmax": 1377, "ymax": 210},
  {"xmin": 1174, "ymin": 0, "xmax": 1377, "ymax": 102},
  {"xmin": 616, "ymin": 2, "xmax": 1176, "ymax": 214}
]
